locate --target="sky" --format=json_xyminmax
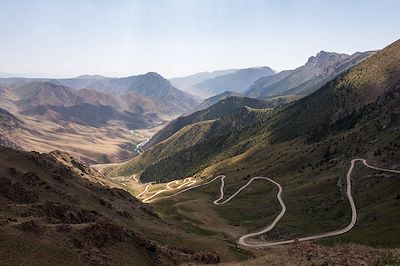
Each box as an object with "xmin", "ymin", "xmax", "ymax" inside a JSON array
[{"xmin": 0, "ymin": 0, "xmax": 399, "ymax": 78}]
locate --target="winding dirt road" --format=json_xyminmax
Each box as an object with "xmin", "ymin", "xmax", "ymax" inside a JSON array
[
  {"xmin": 140, "ymin": 159, "xmax": 400, "ymax": 247},
  {"xmin": 141, "ymin": 177, "xmax": 196, "ymax": 203}
]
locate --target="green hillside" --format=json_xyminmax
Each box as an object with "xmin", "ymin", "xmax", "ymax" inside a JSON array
[
  {"xmin": 145, "ymin": 96, "xmax": 286, "ymax": 149},
  {"xmin": 111, "ymin": 120, "xmax": 213, "ymax": 177},
  {"xmin": 140, "ymin": 107, "xmax": 274, "ymax": 182}
]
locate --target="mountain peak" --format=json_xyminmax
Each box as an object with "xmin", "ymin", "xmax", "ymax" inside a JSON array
[
  {"xmin": 306, "ymin": 50, "xmax": 348, "ymax": 66},
  {"xmin": 316, "ymin": 50, "xmax": 329, "ymax": 56},
  {"xmin": 143, "ymin": 72, "xmax": 164, "ymax": 79}
]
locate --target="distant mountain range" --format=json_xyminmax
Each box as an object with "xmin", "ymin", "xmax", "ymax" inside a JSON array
[
  {"xmin": 13, "ymin": 82, "xmax": 162, "ymax": 128},
  {"xmin": 176, "ymin": 51, "xmax": 373, "ymax": 112},
  {"xmin": 170, "ymin": 69, "xmax": 238, "ymax": 96},
  {"xmin": 195, "ymin": 67, "xmax": 276, "ymax": 96},
  {"xmin": 170, "ymin": 67, "xmax": 275, "ymax": 97},
  {"xmin": 0, "ymin": 72, "xmax": 199, "ymax": 115},
  {"xmin": 172, "ymin": 51, "xmax": 372, "ymax": 101}
]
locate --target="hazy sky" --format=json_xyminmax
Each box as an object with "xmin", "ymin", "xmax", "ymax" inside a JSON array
[{"xmin": 0, "ymin": 0, "xmax": 399, "ymax": 78}]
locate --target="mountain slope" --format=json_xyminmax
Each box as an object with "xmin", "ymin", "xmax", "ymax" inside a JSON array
[
  {"xmin": 145, "ymin": 96, "xmax": 285, "ymax": 149},
  {"xmin": 245, "ymin": 51, "xmax": 374, "ymax": 99},
  {"xmin": 0, "ymin": 146, "xmax": 220, "ymax": 265},
  {"xmin": 196, "ymin": 67, "xmax": 276, "ymax": 96}
]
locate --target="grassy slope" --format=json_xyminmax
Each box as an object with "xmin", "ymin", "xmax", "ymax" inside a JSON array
[
  {"xmin": 139, "ymin": 107, "xmax": 275, "ymax": 182},
  {"xmin": 145, "ymin": 96, "xmax": 293, "ymax": 149}
]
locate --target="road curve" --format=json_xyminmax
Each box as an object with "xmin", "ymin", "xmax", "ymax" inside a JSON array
[
  {"xmin": 141, "ymin": 177, "xmax": 196, "ymax": 202},
  {"xmin": 137, "ymin": 183, "xmax": 151, "ymax": 198},
  {"xmin": 141, "ymin": 159, "xmax": 400, "ymax": 247},
  {"xmin": 239, "ymin": 159, "xmax": 400, "ymax": 247}
]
